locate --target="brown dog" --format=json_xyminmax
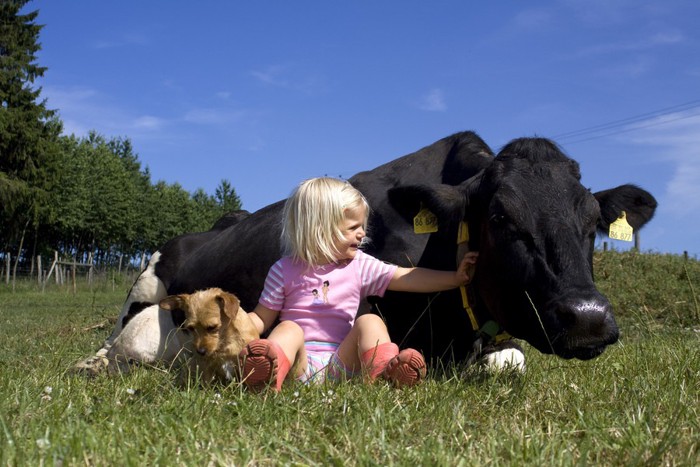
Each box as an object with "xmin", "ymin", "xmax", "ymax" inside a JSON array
[{"xmin": 160, "ymin": 288, "xmax": 259, "ymax": 386}]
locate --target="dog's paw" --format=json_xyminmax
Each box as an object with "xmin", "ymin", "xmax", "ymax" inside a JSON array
[{"xmin": 70, "ymin": 355, "xmax": 109, "ymax": 377}]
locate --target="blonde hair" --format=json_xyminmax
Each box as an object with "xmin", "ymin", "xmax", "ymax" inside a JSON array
[{"xmin": 282, "ymin": 177, "xmax": 369, "ymax": 267}]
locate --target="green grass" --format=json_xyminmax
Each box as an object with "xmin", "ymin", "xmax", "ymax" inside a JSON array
[{"xmin": 0, "ymin": 251, "xmax": 699, "ymax": 465}]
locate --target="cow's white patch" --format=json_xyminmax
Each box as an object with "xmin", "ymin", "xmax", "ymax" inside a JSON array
[
  {"xmin": 106, "ymin": 304, "xmax": 186, "ymax": 373},
  {"xmin": 91, "ymin": 251, "xmax": 168, "ymax": 366},
  {"xmin": 100, "ymin": 251, "xmax": 168, "ymax": 355},
  {"xmin": 481, "ymin": 348, "xmax": 526, "ymax": 373}
]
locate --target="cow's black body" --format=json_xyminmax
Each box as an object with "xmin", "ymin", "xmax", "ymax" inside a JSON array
[{"xmin": 160, "ymin": 131, "xmax": 656, "ymax": 363}]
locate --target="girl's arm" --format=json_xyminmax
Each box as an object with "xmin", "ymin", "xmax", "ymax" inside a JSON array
[
  {"xmin": 247, "ymin": 303, "xmax": 280, "ymax": 335},
  {"xmin": 388, "ymin": 251, "xmax": 478, "ymax": 293}
]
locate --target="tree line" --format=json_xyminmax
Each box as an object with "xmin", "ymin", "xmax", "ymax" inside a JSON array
[{"xmin": 1, "ymin": 1, "xmax": 242, "ymax": 271}]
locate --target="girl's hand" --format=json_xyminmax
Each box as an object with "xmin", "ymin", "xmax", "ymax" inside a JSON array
[{"xmin": 457, "ymin": 251, "xmax": 479, "ymax": 285}]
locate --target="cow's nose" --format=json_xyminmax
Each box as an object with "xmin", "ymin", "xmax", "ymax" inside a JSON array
[{"xmin": 558, "ymin": 294, "xmax": 617, "ymax": 341}]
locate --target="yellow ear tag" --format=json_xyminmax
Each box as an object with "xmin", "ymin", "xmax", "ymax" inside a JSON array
[
  {"xmin": 413, "ymin": 207, "xmax": 438, "ymax": 234},
  {"xmin": 609, "ymin": 211, "xmax": 634, "ymax": 242},
  {"xmin": 457, "ymin": 221, "xmax": 469, "ymax": 244}
]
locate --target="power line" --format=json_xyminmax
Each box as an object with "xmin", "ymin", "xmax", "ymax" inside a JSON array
[
  {"xmin": 553, "ymin": 98, "xmax": 700, "ymax": 144},
  {"xmin": 559, "ymin": 109, "xmax": 700, "ymax": 145}
]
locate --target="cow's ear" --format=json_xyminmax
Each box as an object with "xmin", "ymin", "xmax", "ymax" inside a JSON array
[
  {"xmin": 387, "ymin": 184, "xmax": 465, "ymax": 225},
  {"xmin": 594, "ymin": 184, "xmax": 658, "ymax": 231},
  {"xmin": 216, "ymin": 292, "xmax": 240, "ymax": 320}
]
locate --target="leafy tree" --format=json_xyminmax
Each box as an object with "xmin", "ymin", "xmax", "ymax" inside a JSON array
[
  {"xmin": 148, "ymin": 180, "xmax": 197, "ymax": 249},
  {"xmin": 0, "ymin": 0, "xmax": 61, "ymax": 255},
  {"xmin": 215, "ymin": 179, "xmax": 242, "ymax": 214},
  {"xmin": 191, "ymin": 187, "xmax": 218, "ymax": 230}
]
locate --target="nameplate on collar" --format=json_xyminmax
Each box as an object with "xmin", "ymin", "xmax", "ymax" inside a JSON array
[
  {"xmin": 609, "ymin": 211, "xmax": 633, "ymax": 242},
  {"xmin": 414, "ymin": 207, "xmax": 438, "ymax": 234}
]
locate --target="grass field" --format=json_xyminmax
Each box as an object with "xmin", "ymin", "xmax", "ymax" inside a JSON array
[{"xmin": 0, "ymin": 251, "xmax": 698, "ymax": 465}]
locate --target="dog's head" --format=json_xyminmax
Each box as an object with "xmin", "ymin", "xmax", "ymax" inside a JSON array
[{"xmin": 160, "ymin": 288, "xmax": 241, "ymax": 357}]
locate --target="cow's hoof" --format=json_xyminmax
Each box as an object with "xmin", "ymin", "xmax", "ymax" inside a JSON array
[
  {"xmin": 479, "ymin": 340, "xmax": 526, "ymax": 373},
  {"xmin": 71, "ymin": 355, "xmax": 109, "ymax": 377}
]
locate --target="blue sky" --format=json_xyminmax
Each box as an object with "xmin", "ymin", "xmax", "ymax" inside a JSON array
[{"xmin": 25, "ymin": 1, "xmax": 700, "ymax": 257}]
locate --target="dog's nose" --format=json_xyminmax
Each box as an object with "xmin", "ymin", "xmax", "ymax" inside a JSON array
[{"xmin": 197, "ymin": 348, "xmax": 207, "ymax": 356}]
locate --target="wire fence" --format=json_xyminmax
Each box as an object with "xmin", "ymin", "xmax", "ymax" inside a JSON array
[{"xmin": 1, "ymin": 251, "xmax": 143, "ymax": 292}]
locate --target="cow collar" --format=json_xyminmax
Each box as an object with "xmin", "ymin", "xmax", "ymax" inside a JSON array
[{"xmin": 457, "ymin": 221, "xmax": 511, "ymax": 346}]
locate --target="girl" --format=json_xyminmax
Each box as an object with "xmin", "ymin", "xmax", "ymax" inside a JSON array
[{"xmin": 240, "ymin": 177, "xmax": 477, "ymax": 391}]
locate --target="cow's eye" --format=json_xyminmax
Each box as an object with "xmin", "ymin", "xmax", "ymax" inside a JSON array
[{"xmin": 490, "ymin": 213, "xmax": 507, "ymax": 226}]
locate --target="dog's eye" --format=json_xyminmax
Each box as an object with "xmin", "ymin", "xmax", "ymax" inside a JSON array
[{"xmin": 207, "ymin": 325, "xmax": 219, "ymax": 333}]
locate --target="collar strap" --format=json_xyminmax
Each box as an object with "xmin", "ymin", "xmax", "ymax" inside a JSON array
[{"xmin": 457, "ymin": 222, "xmax": 511, "ymax": 345}]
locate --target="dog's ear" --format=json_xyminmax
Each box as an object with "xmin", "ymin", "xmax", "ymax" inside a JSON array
[
  {"xmin": 159, "ymin": 295, "xmax": 187, "ymax": 311},
  {"xmin": 216, "ymin": 292, "xmax": 240, "ymax": 321},
  {"xmin": 159, "ymin": 295, "xmax": 187, "ymax": 328}
]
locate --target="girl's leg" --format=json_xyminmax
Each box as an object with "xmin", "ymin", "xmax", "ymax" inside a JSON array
[
  {"xmin": 336, "ymin": 314, "xmax": 397, "ymax": 379},
  {"xmin": 336, "ymin": 313, "xmax": 426, "ymax": 386},
  {"xmin": 240, "ymin": 320, "xmax": 306, "ymax": 391}
]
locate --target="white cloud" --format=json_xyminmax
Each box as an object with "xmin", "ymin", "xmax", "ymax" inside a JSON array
[
  {"xmin": 577, "ymin": 30, "xmax": 684, "ymax": 57},
  {"xmin": 42, "ymin": 84, "xmax": 249, "ymax": 139},
  {"xmin": 417, "ymin": 88, "xmax": 447, "ymax": 112},
  {"xmin": 250, "ymin": 64, "xmax": 328, "ymax": 95},
  {"xmin": 92, "ymin": 33, "xmax": 149, "ymax": 50},
  {"xmin": 182, "ymin": 108, "xmax": 245, "ymax": 125},
  {"xmin": 132, "ymin": 115, "xmax": 165, "ymax": 130},
  {"xmin": 624, "ymin": 111, "xmax": 700, "ymax": 217},
  {"xmin": 512, "ymin": 8, "xmax": 554, "ymax": 30},
  {"xmin": 43, "ymin": 85, "xmax": 167, "ymax": 137},
  {"xmin": 251, "ymin": 66, "xmax": 289, "ymax": 87}
]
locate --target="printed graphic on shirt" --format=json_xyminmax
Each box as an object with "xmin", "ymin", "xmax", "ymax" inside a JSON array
[
  {"xmin": 310, "ymin": 280, "xmax": 331, "ymax": 306},
  {"xmin": 311, "ymin": 289, "xmax": 324, "ymax": 305}
]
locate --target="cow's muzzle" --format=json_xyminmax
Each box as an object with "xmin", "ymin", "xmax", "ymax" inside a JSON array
[{"xmin": 552, "ymin": 293, "xmax": 619, "ymax": 360}]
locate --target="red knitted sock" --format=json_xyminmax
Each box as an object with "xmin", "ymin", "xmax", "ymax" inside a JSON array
[
  {"xmin": 240, "ymin": 339, "xmax": 291, "ymax": 392},
  {"xmin": 361, "ymin": 342, "xmax": 399, "ymax": 381}
]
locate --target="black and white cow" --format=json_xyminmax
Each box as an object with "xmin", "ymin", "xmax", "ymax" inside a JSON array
[
  {"xmin": 79, "ymin": 210, "xmax": 250, "ymax": 371},
  {"xmin": 76, "ymin": 131, "xmax": 656, "ymax": 375}
]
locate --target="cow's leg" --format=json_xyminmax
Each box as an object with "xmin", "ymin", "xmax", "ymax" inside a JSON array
[
  {"xmin": 73, "ymin": 252, "xmax": 169, "ymax": 376},
  {"xmin": 479, "ymin": 340, "xmax": 526, "ymax": 373},
  {"xmin": 106, "ymin": 304, "xmax": 186, "ymax": 374}
]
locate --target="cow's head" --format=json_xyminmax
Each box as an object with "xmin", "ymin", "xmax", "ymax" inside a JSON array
[{"xmin": 388, "ymin": 137, "xmax": 657, "ymax": 360}]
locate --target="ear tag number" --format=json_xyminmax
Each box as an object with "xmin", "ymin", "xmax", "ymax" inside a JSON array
[
  {"xmin": 609, "ymin": 211, "xmax": 634, "ymax": 242},
  {"xmin": 414, "ymin": 207, "xmax": 438, "ymax": 234}
]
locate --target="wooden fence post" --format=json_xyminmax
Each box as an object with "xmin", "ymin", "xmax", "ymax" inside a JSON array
[
  {"xmin": 87, "ymin": 252, "xmax": 94, "ymax": 286},
  {"xmin": 37, "ymin": 255, "xmax": 42, "ymax": 286}
]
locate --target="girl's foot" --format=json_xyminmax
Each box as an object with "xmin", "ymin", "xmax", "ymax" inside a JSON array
[
  {"xmin": 383, "ymin": 348, "xmax": 426, "ymax": 387},
  {"xmin": 240, "ymin": 339, "xmax": 283, "ymax": 391}
]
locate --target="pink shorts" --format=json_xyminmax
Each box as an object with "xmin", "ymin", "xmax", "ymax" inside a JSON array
[{"xmin": 299, "ymin": 341, "xmax": 357, "ymax": 384}]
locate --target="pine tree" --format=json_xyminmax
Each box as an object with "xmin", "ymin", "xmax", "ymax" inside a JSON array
[
  {"xmin": 0, "ymin": 0, "xmax": 61, "ymax": 252},
  {"xmin": 215, "ymin": 179, "xmax": 242, "ymax": 214}
]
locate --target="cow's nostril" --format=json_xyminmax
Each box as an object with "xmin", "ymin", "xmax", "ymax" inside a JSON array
[{"xmin": 559, "ymin": 295, "xmax": 616, "ymax": 337}]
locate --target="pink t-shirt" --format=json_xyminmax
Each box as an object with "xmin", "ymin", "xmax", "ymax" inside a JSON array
[{"xmin": 259, "ymin": 250, "xmax": 398, "ymax": 344}]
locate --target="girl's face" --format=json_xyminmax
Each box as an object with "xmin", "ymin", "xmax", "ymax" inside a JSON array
[{"xmin": 334, "ymin": 205, "xmax": 366, "ymax": 261}]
